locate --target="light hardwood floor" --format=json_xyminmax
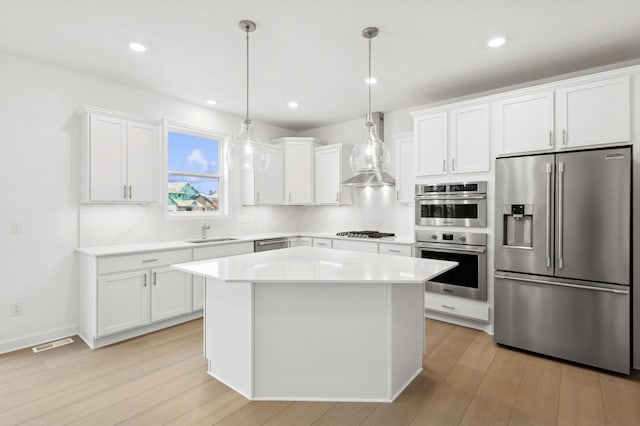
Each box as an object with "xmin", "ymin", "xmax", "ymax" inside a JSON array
[{"xmin": 1, "ymin": 319, "xmax": 639, "ymax": 425}]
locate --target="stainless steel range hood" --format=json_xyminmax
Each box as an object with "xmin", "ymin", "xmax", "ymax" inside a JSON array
[{"xmin": 342, "ymin": 112, "xmax": 396, "ymax": 187}]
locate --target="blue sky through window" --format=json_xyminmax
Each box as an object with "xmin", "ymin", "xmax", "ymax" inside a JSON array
[{"xmin": 168, "ymin": 132, "xmax": 219, "ymax": 195}]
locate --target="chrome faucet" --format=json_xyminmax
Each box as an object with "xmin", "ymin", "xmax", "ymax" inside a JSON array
[{"xmin": 201, "ymin": 223, "xmax": 211, "ymax": 240}]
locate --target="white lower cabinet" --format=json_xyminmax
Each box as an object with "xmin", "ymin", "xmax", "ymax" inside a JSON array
[
  {"xmin": 98, "ymin": 270, "xmax": 150, "ymax": 336},
  {"xmin": 424, "ymin": 292, "xmax": 489, "ymax": 322},
  {"xmin": 312, "ymin": 238, "xmax": 332, "ymax": 248},
  {"xmin": 378, "ymin": 243, "xmax": 412, "ymax": 257},
  {"xmin": 150, "ymin": 266, "xmax": 192, "ymax": 322},
  {"xmin": 332, "ymin": 239, "xmax": 378, "ymax": 253},
  {"xmin": 191, "ymin": 241, "xmax": 254, "ymax": 311}
]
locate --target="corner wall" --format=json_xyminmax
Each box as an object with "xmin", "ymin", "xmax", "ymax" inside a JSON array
[{"xmin": 0, "ymin": 52, "xmax": 300, "ymax": 353}]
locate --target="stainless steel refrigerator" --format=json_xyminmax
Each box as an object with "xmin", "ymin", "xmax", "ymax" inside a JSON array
[{"xmin": 494, "ymin": 146, "xmax": 631, "ymax": 374}]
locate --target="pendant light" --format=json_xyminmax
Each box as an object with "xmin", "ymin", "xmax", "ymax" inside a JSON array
[
  {"xmin": 343, "ymin": 27, "xmax": 395, "ymax": 187},
  {"xmin": 227, "ymin": 20, "xmax": 270, "ymax": 172}
]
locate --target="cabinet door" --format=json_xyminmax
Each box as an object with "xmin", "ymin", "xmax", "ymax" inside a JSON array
[
  {"xmin": 493, "ymin": 91, "xmax": 554, "ymax": 155},
  {"xmin": 332, "ymin": 239, "xmax": 378, "ymax": 253},
  {"xmin": 414, "ymin": 112, "xmax": 448, "ymax": 176},
  {"xmin": 450, "ymin": 104, "xmax": 490, "ymax": 174},
  {"xmin": 556, "ymin": 76, "xmax": 630, "ymax": 149},
  {"xmin": 151, "ymin": 266, "xmax": 193, "ymax": 322},
  {"xmin": 255, "ymin": 145, "xmax": 284, "ymax": 204},
  {"xmin": 286, "ymin": 142, "xmax": 314, "ymax": 204},
  {"xmin": 126, "ymin": 121, "xmax": 158, "ymax": 202},
  {"xmin": 90, "ymin": 115, "xmax": 127, "ymax": 201},
  {"xmin": 98, "ymin": 270, "xmax": 150, "ymax": 336},
  {"xmin": 394, "ymin": 134, "xmax": 414, "ymax": 203},
  {"xmin": 192, "ymin": 275, "xmax": 204, "ymax": 311},
  {"xmin": 314, "ymin": 146, "xmax": 341, "ymax": 204}
]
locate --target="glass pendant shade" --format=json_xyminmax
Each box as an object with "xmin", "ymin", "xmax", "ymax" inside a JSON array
[
  {"xmin": 227, "ymin": 119, "xmax": 270, "ymax": 172},
  {"xmin": 349, "ymin": 121, "xmax": 390, "ymax": 173}
]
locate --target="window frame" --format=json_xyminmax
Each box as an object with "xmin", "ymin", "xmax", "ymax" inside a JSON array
[{"xmin": 163, "ymin": 120, "xmax": 230, "ymax": 220}]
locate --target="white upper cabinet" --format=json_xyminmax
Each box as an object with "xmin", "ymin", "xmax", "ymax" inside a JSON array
[
  {"xmin": 78, "ymin": 106, "xmax": 160, "ymax": 203},
  {"xmin": 243, "ymin": 144, "xmax": 284, "ymax": 205},
  {"xmin": 126, "ymin": 121, "xmax": 158, "ymax": 202},
  {"xmin": 449, "ymin": 103, "xmax": 490, "ymax": 174},
  {"xmin": 492, "ymin": 91, "xmax": 555, "ymax": 155},
  {"xmin": 414, "ymin": 112, "xmax": 448, "ymax": 176},
  {"xmin": 394, "ymin": 132, "xmax": 414, "ymax": 203},
  {"xmin": 555, "ymin": 76, "xmax": 630, "ymax": 149},
  {"xmin": 273, "ymin": 137, "xmax": 324, "ymax": 205},
  {"xmin": 314, "ymin": 144, "xmax": 352, "ymax": 205},
  {"xmin": 413, "ymin": 103, "xmax": 490, "ymax": 177},
  {"xmin": 493, "ymin": 74, "xmax": 631, "ymax": 155}
]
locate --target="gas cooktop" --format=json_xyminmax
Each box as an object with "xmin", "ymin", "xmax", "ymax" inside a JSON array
[{"xmin": 336, "ymin": 230, "xmax": 396, "ymax": 239}]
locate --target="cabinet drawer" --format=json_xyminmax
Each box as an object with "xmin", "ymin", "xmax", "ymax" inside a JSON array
[
  {"xmin": 312, "ymin": 238, "xmax": 333, "ymax": 248},
  {"xmin": 298, "ymin": 237, "xmax": 312, "ymax": 246},
  {"xmin": 378, "ymin": 243, "xmax": 412, "ymax": 257},
  {"xmin": 332, "ymin": 239, "xmax": 378, "ymax": 253},
  {"xmin": 98, "ymin": 249, "xmax": 192, "ymax": 274},
  {"xmin": 424, "ymin": 292, "xmax": 489, "ymax": 322},
  {"xmin": 193, "ymin": 241, "xmax": 254, "ymax": 261}
]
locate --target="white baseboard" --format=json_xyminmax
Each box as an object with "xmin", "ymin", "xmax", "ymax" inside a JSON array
[
  {"xmin": 0, "ymin": 324, "xmax": 78, "ymax": 355},
  {"xmin": 425, "ymin": 311, "xmax": 493, "ymax": 335}
]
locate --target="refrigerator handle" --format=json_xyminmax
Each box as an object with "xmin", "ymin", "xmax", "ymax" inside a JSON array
[
  {"xmin": 558, "ymin": 161, "xmax": 564, "ymax": 269},
  {"xmin": 545, "ymin": 162, "xmax": 552, "ymax": 268}
]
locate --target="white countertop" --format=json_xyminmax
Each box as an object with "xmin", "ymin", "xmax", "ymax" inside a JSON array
[
  {"xmin": 76, "ymin": 232, "xmax": 414, "ymax": 256},
  {"xmin": 171, "ymin": 246, "xmax": 456, "ymax": 284}
]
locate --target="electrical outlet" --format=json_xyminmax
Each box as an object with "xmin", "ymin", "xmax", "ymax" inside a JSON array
[{"xmin": 10, "ymin": 303, "xmax": 24, "ymax": 317}]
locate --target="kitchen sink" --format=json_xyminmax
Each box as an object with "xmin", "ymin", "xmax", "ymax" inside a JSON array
[{"xmin": 186, "ymin": 237, "xmax": 238, "ymax": 244}]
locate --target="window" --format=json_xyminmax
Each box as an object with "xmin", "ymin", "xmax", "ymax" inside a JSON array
[{"xmin": 166, "ymin": 123, "xmax": 228, "ymax": 218}]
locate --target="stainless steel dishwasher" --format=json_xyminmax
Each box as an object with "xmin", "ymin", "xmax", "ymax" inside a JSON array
[{"xmin": 254, "ymin": 238, "xmax": 289, "ymax": 252}]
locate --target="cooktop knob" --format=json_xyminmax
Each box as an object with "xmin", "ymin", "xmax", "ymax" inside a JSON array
[
  {"xmin": 431, "ymin": 234, "xmax": 438, "ymax": 240},
  {"xmin": 459, "ymin": 236, "xmax": 466, "ymax": 242}
]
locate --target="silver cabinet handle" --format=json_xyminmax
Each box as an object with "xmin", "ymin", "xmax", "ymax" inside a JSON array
[
  {"xmin": 442, "ymin": 159, "xmax": 446, "ymax": 172},
  {"xmin": 441, "ymin": 304, "xmax": 456, "ymax": 310},
  {"xmin": 288, "ymin": 193, "xmax": 292, "ymax": 203},
  {"xmin": 563, "ymin": 129, "xmax": 568, "ymax": 145},
  {"xmin": 494, "ymin": 274, "xmax": 628, "ymax": 294},
  {"xmin": 142, "ymin": 259, "xmax": 158, "ymax": 263},
  {"xmin": 316, "ymin": 242, "xmax": 327, "ymax": 246},
  {"xmin": 549, "ymin": 130, "xmax": 553, "ymax": 146},
  {"xmin": 336, "ymin": 192, "xmax": 340, "ymax": 202},
  {"xmin": 143, "ymin": 274, "xmax": 147, "ymax": 287},
  {"xmin": 451, "ymin": 158, "xmax": 456, "ymax": 172},
  {"xmin": 558, "ymin": 161, "xmax": 564, "ymax": 269},
  {"xmin": 388, "ymin": 249, "xmax": 401, "ymax": 253},
  {"xmin": 123, "ymin": 185, "xmax": 127, "ymax": 199},
  {"xmin": 256, "ymin": 192, "xmax": 260, "ymax": 203},
  {"xmin": 129, "ymin": 185, "xmax": 132, "ymax": 199},
  {"xmin": 396, "ymin": 190, "xmax": 400, "ymax": 201},
  {"xmin": 545, "ymin": 162, "xmax": 552, "ymax": 268},
  {"xmin": 153, "ymin": 272, "xmax": 157, "ymax": 286}
]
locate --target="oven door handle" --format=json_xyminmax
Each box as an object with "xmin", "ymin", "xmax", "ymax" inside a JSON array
[
  {"xmin": 415, "ymin": 194, "xmax": 486, "ymax": 201},
  {"xmin": 415, "ymin": 244, "xmax": 486, "ymax": 254}
]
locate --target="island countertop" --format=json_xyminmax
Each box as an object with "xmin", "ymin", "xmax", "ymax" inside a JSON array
[{"xmin": 172, "ymin": 246, "xmax": 457, "ymax": 284}]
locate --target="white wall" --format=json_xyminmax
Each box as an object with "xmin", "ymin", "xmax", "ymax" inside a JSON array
[{"xmin": 0, "ymin": 52, "xmax": 300, "ymax": 353}]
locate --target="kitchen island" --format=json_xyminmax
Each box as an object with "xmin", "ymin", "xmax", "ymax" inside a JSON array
[{"xmin": 172, "ymin": 246, "xmax": 456, "ymax": 402}]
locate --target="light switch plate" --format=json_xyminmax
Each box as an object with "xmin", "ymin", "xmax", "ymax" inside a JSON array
[{"xmin": 9, "ymin": 221, "xmax": 23, "ymax": 234}]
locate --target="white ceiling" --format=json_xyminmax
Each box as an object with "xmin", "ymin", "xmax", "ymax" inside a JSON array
[{"xmin": 2, "ymin": 0, "xmax": 640, "ymax": 131}]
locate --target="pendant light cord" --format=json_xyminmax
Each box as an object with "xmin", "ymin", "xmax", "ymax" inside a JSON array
[
  {"xmin": 245, "ymin": 27, "xmax": 250, "ymax": 121},
  {"xmin": 368, "ymin": 37, "xmax": 372, "ymax": 123}
]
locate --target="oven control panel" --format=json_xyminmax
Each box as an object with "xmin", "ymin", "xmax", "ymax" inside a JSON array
[{"xmin": 416, "ymin": 230, "xmax": 487, "ymax": 246}]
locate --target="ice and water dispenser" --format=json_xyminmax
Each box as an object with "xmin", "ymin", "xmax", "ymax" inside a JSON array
[{"xmin": 502, "ymin": 204, "xmax": 533, "ymax": 248}]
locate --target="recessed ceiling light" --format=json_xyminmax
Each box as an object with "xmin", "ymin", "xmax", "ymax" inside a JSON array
[
  {"xmin": 206, "ymin": 99, "xmax": 217, "ymax": 106},
  {"xmin": 365, "ymin": 77, "xmax": 378, "ymax": 85},
  {"xmin": 129, "ymin": 42, "xmax": 147, "ymax": 52},
  {"xmin": 287, "ymin": 101, "xmax": 299, "ymax": 108},
  {"xmin": 488, "ymin": 37, "xmax": 506, "ymax": 48}
]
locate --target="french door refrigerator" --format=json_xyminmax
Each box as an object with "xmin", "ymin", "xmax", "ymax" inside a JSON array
[{"xmin": 494, "ymin": 146, "xmax": 631, "ymax": 374}]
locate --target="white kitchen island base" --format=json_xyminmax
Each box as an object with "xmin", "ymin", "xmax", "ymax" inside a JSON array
[
  {"xmin": 172, "ymin": 246, "xmax": 456, "ymax": 402},
  {"xmin": 205, "ymin": 279, "xmax": 424, "ymax": 402}
]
